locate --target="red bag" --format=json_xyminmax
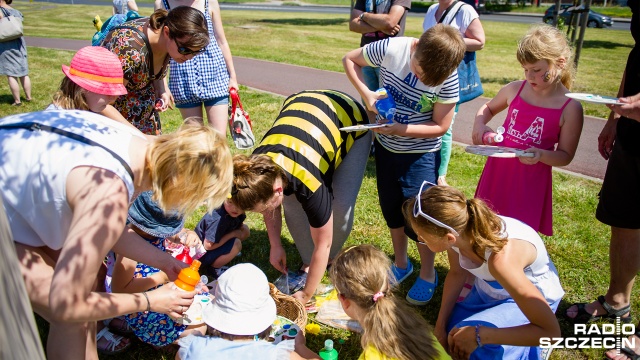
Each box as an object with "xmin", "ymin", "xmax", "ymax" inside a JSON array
[{"xmin": 228, "ymin": 88, "xmax": 256, "ymax": 149}]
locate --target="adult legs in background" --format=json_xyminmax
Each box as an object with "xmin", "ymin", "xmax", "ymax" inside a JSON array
[
  {"xmin": 566, "ymin": 227, "xmax": 639, "ymax": 321},
  {"xmin": 284, "ymin": 133, "xmax": 372, "ymax": 265},
  {"xmin": 204, "ymin": 100, "xmax": 229, "ymax": 136},
  {"xmin": 178, "ymin": 106, "xmax": 205, "ymax": 126},
  {"xmin": 8, "ymin": 76, "xmax": 21, "ymax": 105},
  {"xmin": 179, "ymin": 96, "xmax": 229, "ymax": 136},
  {"xmin": 567, "ymin": 140, "xmax": 640, "ymax": 324},
  {"xmin": 20, "ymin": 75, "xmax": 32, "ymax": 101}
]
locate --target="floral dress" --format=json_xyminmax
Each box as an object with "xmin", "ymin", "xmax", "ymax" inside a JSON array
[
  {"xmin": 124, "ymin": 236, "xmax": 188, "ymax": 346},
  {"xmin": 101, "ymin": 18, "xmax": 169, "ymax": 135}
]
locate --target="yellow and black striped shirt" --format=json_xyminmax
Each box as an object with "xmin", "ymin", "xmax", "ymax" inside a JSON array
[{"xmin": 253, "ymin": 90, "xmax": 368, "ymax": 227}]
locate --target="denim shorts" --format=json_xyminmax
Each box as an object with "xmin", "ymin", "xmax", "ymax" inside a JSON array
[
  {"xmin": 176, "ymin": 94, "xmax": 229, "ymax": 109},
  {"xmin": 374, "ymin": 139, "xmax": 440, "ymax": 239}
]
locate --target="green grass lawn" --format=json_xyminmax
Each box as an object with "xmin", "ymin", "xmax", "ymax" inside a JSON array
[
  {"xmin": 6, "ymin": 0, "xmax": 633, "ymax": 119},
  {"xmin": 0, "ymin": 3, "xmax": 637, "ymax": 359}
]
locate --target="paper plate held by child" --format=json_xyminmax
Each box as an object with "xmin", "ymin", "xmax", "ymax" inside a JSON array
[
  {"xmin": 565, "ymin": 93, "xmax": 623, "ymax": 106},
  {"xmin": 465, "ymin": 145, "xmax": 535, "ymax": 158}
]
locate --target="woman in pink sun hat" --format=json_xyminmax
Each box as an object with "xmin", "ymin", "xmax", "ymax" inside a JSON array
[{"xmin": 48, "ymin": 46, "xmax": 131, "ymax": 124}]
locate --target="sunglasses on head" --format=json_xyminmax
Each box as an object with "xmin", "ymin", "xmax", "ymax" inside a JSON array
[
  {"xmin": 413, "ymin": 180, "xmax": 460, "ymax": 237},
  {"xmin": 174, "ymin": 38, "xmax": 205, "ymax": 56}
]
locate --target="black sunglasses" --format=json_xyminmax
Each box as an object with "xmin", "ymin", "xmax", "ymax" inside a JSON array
[{"xmin": 174, "ymin": 38, "xmax": 205, "ymax": 56}]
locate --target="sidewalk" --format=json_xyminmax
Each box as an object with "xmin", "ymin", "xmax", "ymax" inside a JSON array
[{"xmin": 24, "ymin": 36, "xmax": 607, "ymax": 181}]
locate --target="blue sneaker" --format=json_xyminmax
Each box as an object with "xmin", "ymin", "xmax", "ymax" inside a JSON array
[
  {"xmin": 406, "ymin": 271, "xmax": 438, "ymax": 305},
  {"xmin": 391, "ymin": 259, "xmax": 413, "ymax": 284}
]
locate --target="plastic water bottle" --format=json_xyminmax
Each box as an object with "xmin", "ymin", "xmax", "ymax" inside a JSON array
[
  {"xmin": 319, "ymin": 339, "xmax": 338, "ymax": 360},
  {"xmin": 176, "ymin": 246, "xmax": 193, "ymax": 265},
  {"xmin": 374, "ymin": 88, "xmax": 396, "ymax": 123},
  {"xmin": 482, "ymin": 126, "xmax": 505, "ymax": 145},
  {"xmin": 174, "ymin": 259, "xmax": 201, "ymax": 291}
]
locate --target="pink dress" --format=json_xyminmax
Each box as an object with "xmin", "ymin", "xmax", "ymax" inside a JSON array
[{"xmin": 475, "ymin": 81, "xmax": 571, "ymax": 236}]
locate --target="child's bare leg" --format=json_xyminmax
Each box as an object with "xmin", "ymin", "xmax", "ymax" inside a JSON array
[
  {"xmin": 417, "ymin": 243, "xmax": 436, "ymax": 282},
  {"xmin": 390, "ymin": 227, "xmax": 408, "ymax": 268},
  {"xmin": 212, "ymin": 239, "xmax": 242, "ymax": 268}
]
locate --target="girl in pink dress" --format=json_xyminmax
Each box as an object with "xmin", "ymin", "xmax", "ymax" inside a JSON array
[{"xmin": 471, "ymin": 24, "xmax": 584, "ymax": 236}]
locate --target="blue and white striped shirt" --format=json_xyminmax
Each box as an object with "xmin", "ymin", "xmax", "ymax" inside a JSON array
[{"xmin": 364, "ymin": 37, "xmax": 459, "ymax": 152}]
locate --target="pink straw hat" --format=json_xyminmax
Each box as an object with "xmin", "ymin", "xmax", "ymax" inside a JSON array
[{"xmin": 61, "ymin": 46, "xmax": 127, "ymax": 96}]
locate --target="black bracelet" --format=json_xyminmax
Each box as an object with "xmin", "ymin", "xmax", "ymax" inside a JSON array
[{"xmin": 142, "ymin": 291, "xmax": 150, "ymax": 314}]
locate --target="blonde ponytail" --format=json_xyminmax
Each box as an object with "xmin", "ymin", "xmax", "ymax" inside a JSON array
[{"xmin": 330, "ymin": 245, "xmax": 441, "ymax": 360}]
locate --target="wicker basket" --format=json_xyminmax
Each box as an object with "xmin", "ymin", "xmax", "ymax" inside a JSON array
[{"xmin": 269, "ymin": 283, "xmax": 307, "ymax": 334}]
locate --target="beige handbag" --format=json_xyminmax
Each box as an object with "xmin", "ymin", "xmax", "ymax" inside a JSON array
[{"xmin": 0, "ymin": 7, "xmax": 23, "ymax": 42}]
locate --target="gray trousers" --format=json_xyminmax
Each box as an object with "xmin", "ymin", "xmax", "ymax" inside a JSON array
[{"xmin": 283, "ymin": 131, "xmax": 372, "ymax": 265}]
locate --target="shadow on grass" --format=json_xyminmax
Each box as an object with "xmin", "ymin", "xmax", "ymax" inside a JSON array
[
  {"xmin": 582, "ymin": 40, "xmax": 634, "ymax": 50},
  {"xmin": 255, "ymin": 18, "xmax": 348, "ymax": 26},
  {"xmin": 0, "ymin": 94, "xmax": 17, "ymax": 105}
]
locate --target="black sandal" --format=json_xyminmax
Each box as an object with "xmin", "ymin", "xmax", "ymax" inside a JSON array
[
  {"xmin": 567, "ymin": 295, "xmax": 632, "ymax": 324},
  {"xmin": 617, "ymin": 329, "xmax": 640, "ymax": 360}
]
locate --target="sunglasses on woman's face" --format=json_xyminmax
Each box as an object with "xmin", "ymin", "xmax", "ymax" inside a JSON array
[
  {"xmin": 174, "ymin": 38, "xmax": 205, "ymax": 56},
  {"xmin": 413, "ymin": 180, "xmax": 460, "ymax": 237}
]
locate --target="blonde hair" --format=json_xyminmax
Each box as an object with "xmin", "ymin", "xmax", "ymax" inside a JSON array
[
  {"xmin": 403, "ymin": 186, "xmax": 507, "ymax": 259},
  {"xmin": 231, "ymin": 154, "xmax": 288, "ymax": 211},
  {"xmin": 517, "ymin": 24, "xmax": 575, "ymax": 89},
  {"xmin": 51, "ymin": 77, "xmax": 90, "ymax": 111},
  {"xmin": 415, "ymin": 24, "xmax": 466, "ymax": 87},
  {"xmin": 147, "ymin": 123, "xmax": 232, "ymax": 215},
  {"xmin": 329, "ymin": 245, "xmax": 441, "ymax": 360}
]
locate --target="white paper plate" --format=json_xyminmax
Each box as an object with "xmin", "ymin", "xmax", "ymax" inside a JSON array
[
  {"xmin": 339, "ymin": 123, "xmax": 391, "ymax": 132},
  {"xmin": 565, "ymin": 93, "xmax": 623, "ymax": 105},
  {"xmin": 465, "ymin": 145, "xmax": 535, "ymax": 158}
]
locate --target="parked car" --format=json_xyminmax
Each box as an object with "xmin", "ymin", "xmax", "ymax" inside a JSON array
[{"xmin": 543, "ymin": 5, "xmax": 613, "ymax": 28}]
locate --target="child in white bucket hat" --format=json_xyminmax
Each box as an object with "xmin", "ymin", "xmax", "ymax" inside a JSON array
[{"xmin": 176, "ymin": 263, "xmax": 319, "ymax": 360}]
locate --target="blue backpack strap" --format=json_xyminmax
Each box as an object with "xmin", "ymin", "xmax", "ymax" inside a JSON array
[{"xmin": 0, "ymin": 122, "xmax": 134, "ymax": 181}]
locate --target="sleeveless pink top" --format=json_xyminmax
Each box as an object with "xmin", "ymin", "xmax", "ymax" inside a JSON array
[{"xmin": 475, "ymin": 81, "xmax": 571, "ymax": 236}]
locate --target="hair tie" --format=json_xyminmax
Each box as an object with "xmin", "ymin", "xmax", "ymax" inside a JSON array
[
  {"xmin": 466, "ymin": 199, "xmax": 471, "ymax": 207},
  {"xmin": 372, "ymin": 292, "xmax": 385, "ymax": 302}
]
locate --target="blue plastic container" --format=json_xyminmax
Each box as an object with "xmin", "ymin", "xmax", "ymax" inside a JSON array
[{"xmin": 375, "ymin": 88, "xmax": 396, "ymax": 123}]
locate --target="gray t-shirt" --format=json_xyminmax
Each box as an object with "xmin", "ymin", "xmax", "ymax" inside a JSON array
[{"xmin": 354, "ymin": 0, "xmax": 412, "ymax": 46}]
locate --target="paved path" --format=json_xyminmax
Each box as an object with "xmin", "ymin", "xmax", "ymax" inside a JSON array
[{"xmin": 25, "ymin": 36, "xmax": 607, "ymax": 180}]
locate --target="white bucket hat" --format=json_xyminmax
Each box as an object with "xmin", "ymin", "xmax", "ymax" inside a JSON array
[{"xmin": 203, "ymin": 263, "xmax": 276, "ymax": 335}]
